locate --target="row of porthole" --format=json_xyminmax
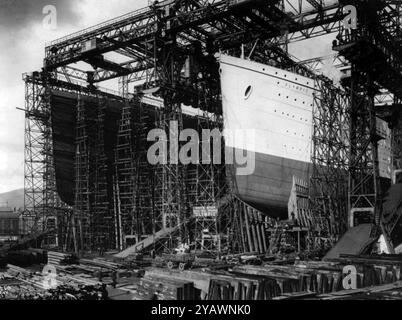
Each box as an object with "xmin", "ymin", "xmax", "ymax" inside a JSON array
[
  {"xmin": 285, "ymin": 130, "xmax": 306, "ymax": 138},
  {"xmin": 265, "ymin": 69, "xmax": 311, "ymax": 86},
  {"xmin": 277, "ymin": 93, "xmax": 313, "ymax": 107},
  {"xmin": 282, "ymin": 145, "xmax": 305, "ymax": 152},
  {"xmin": 243, "ymin": 83, "xmax": 310, "ymax": 101},
  {"xmin": 273, "ymin": 109, "xmax": 309, "ymax": 123}
]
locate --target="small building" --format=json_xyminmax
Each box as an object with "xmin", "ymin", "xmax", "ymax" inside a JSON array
[{"xmin": 0, "ymin": 207, "xmax": 20, "ymax": 241}]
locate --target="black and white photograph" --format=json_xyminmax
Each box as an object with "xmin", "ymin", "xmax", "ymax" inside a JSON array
[{"xmin": 1, "ymin": 0, "xmax": 402, "ymax": 309}]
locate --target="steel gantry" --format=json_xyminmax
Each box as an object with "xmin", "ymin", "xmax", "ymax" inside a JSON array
[
  {"xmin": 23, "ymin": 0, "xmax": 402, "ymax": 254},
  {"xmin": 333, "ymin": 0, "xmax": 402, "ymax": 251}
]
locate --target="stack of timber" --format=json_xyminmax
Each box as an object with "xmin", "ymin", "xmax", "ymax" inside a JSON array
[
  {"xmin": 47, "ymin": 251, "xmax": 77, "ymax": 266},
  {"xmin": 4, "ymin": 264, "xmax": 108, "ymax": 299},
  {"xmin": 329, "ymin": 254, "xmax": 402, "ymax": 286},
  {"xmin": 232, "ymin": 263, "xmax": 345, "ymax": 296},
  {"xmin": 143, "ymin": 268, "xmax": 292, "ymax": 300},
  {"xmin": 119, "ymin": 254, "xmax": 154, "ymax": 269},
  {"xmin": 316, "ymin": 281, "xmax": 402, "ymax": 300},
  {"xmin": 80, "ymin": 257, "xmax": 122, "ymax": 270},
  {"xmin": 6, "ymin": 264, "xmax": 33, "ymax": 279},
  {"xmin": 6, "ymin": 264, "xmax": 57, "ymax": 290},
  {"xmin": 114, "ymin": 273, "xmax": 197, "ymax": 300},
  {"xmin": 231, "ymin": 258, "xmax": 402, "ymax": 298},
  {"xmin": 142, "ymin": 273, "xmax": 196, "ymax": 300},
  {"xmin": 206, "ymin": 278, "xmax": 281, "ymax": 300}
]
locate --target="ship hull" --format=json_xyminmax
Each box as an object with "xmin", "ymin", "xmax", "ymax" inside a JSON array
[
  {"xmin": 219, "ymin": 54, "xmax": 316, "ymax": 218},
  {"xmin": 230, "ymin": 148, "xmax": 311, "ymax": 218},
  {"xmin": 219, "ymin": 54, "xmax": 392, "ymax": 219}
]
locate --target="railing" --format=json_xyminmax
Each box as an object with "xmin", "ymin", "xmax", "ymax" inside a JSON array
[{"xmin": 46, "ymin": 6, "xmax": 151, "ymax": 47}]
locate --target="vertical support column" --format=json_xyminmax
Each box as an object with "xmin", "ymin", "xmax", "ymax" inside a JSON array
[
  {"xmin": 348, "ymin": 70, "xmax": 381, "ymax": 230},
  {"xmin": 310, "ymin": 77, "xmax": 350, "ymax": 240},
  {"xmin": 23, "ymin": 74, "xmax": 59, "ymax": 246},
  {"xmin": 93, "ymin": 96, "xmax": 113, "ymax": 250},
  {"xmin": 74, "ymin": 94, "xmax": 97, "ymax": 252}
]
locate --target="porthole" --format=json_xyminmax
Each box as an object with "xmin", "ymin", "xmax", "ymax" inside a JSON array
[{"xmin": 244, "ymin": 85, "xmax": 253, "ymax": 100}]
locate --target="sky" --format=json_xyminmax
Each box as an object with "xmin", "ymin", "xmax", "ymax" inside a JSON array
[{"xmin": 0, "ymin": 0, "xmax": 337, "ymax": 194}]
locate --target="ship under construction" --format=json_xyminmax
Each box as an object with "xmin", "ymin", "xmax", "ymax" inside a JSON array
[{"xmin": 18, "ymin": 0, "xmax": 402, "ymax": 275}]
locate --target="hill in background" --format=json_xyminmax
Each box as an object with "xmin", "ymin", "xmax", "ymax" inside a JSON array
[{"xmin": 0, "ymin": 189, "xmax": 24, "ymax": 210}]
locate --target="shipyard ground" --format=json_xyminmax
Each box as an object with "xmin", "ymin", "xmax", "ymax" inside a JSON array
[{"xmin": 2, "ymin": 244, "xmax": 402, "ymax": 300}]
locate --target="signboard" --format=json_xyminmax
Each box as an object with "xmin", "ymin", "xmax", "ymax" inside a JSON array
[
  {"xmin": 193, "ymin": 206, "xmax": 218, "ymax": 218},
  {"xmin": 81, "ymin": 39, "xmax": 98, "ymax": 53}
]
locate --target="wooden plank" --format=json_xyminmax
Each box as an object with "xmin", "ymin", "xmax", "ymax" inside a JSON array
[{"xmin": 244, "ymin": 206, "xmax": 254, "ymax": 253}]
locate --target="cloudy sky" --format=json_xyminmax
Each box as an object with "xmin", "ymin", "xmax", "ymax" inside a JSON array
[
  {"xmin": 0, "ymin": 0, "xmax": 337, "ymax": 194},
  {"xmin": 0, "ymin": 0, "xmax": 149, "ymax": 193}
]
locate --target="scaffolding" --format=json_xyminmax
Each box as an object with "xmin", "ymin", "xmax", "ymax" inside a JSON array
[
  {"xmin": 153, "ymin": 95, "xmax": 188, "ymax": 252},
  {"xmin": 92, "ymin": 97, "xmax": 113, "ymax": 250},
  {"xmin": 114, "ymin": 99, "xmax": 137, "ymax": 249},
  {"xmin": 73, "ymin": 95, "xmax": 94, "ymax": 251},
  {"xmin": 192, "ymin": 112, "xmax": 225, "ymax": 255},
  {"xmin": 23, "ymin": 0, "xmax": 402, "ymax": 257},
  {"xmin": 333, "ymin": 1, "xmax": 402, "ymax": 249},
  {"xmin": 114, "ymin": 95, "xmax": 152, "ymax": 250},
  {"xmin": 310, "ymin": 77, "xmax": 350, "ymax": 239},
  {"xmin": 391, "ymin": 97, "xmax": 402, "ymax": 173},
  {"xmin": 23, "ymin": 75, "xmax": 63, "ymax": 246},
  {"xmin": 72, "ymin": 94, "xmax": 116, "ymax": 252}
]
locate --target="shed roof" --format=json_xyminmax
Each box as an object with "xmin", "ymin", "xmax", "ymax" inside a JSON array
[{"xmin": 0, "ymin": 207, "xmax": 19, "ymax": 219}]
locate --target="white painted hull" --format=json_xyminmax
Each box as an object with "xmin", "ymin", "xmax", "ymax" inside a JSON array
[{"xmin": 218, "ymin": 54, "xmax": 391, "ymax": 217}]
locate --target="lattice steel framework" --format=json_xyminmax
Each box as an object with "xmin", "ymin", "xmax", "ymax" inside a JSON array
[
  {"xmin": 23, "ymin": 75, "xmax": 63, "ymax": 246},
  {"xmin": 73, "ymin": 95, "xmax": 94, "ymax": 251},
  {"xmin": 391, "ymin": 98, "xmax": 402, "ymax": 173},
  {"xmin": 310, "ymin": 76, "xmax": 350, "ymax": 239},
  {"xmin": 92, "ymin": 97, "xmax": 114, "ymax": 250},
  {"xmin": 334, "ymin": 0, "xmax": 402, "ymax": 240},
  {"xmin": 192, "ymin": 106, "xmax": 226, "ymax": 255},
  {"xmin": 24, "ymin": 0, "xmax": 402, "ymax": 254},
  {"xmin": 114, "ymin": 95, "xmax": 153, "ymax": 250},
  {"xmin": 114, "ymin": 99, "xmax": 137, "ymax": 249}
]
